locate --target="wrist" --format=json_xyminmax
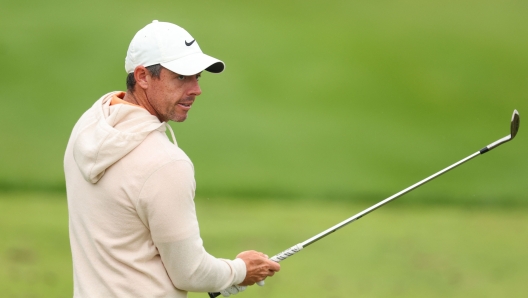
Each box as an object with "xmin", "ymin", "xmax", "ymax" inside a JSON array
[{"xmin": 233, "ymin": 258, "xmax": 246, "ymax": 285}]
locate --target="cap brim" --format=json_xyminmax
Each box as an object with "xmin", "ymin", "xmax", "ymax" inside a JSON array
[{"xmin": 161, "ymin": 53, "xmax": 225, "ymax": 76}]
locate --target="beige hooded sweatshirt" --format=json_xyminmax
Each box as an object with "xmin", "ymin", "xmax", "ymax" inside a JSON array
[{"xmin": 64, "ymin": 92, "xmax": 245, "ymax": 297}]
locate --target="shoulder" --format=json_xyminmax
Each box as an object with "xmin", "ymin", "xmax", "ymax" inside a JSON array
[{"xmin": 127, "ymin": 130, "xmax": 193, "ymax": 171}]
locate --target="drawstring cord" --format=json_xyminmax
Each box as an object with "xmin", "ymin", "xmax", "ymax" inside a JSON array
[{"xmin": 165, "ymin": 123, "xmax": 177, "ymax": 146}]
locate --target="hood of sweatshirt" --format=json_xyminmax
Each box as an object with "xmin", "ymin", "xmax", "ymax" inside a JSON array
[{"xmin": 72, "ymin": 92, "xmax": 169, "ymax": 183}]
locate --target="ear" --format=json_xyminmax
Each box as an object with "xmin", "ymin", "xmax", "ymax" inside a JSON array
[{"xmin": 133, "ymin": 66, "xmax": 150, "ymax": 89}]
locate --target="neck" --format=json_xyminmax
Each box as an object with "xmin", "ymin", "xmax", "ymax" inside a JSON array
[{"xmin": 123, "ymin": 90, "xmax": 164, "ymax": 122}]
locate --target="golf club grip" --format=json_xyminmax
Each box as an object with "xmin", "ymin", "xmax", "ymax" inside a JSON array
[
  {"xmin": 207, "ymin": 244, "xmax": 303, "ymax": 297},
  {"xmin": 269, "ymin": 244, "xmax": 304, "ymax": 262}
]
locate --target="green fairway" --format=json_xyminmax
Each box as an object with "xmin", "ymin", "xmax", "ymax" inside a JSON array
[
  {"xmin": 0, "ymin": 193, "xmax": 71, "ymax": 298},
  {"xmin": 2, "ymin": 193, "xmax": 527, "ymax": 297}
]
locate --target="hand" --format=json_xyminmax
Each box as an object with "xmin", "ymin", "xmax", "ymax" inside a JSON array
[{"xmin": 236, "ymin": 250, "xmax": 280, "ymax": 286}]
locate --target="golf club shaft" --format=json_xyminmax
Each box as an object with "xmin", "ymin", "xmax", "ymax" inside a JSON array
[
  {"xmin": 300, "ymin": 150, "xmax": 481, "ymax": 248},
  {"xmin": 208, "ymin": 151, "xmax": 482, "ymax": 298}
]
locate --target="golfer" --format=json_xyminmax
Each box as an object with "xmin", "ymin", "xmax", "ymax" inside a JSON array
[{"xmin": 64, "ymin": 20, "xmax": 280, "ymax": 297}]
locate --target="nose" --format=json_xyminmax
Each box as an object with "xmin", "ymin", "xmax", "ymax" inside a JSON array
[{"xmin": 189, "ymin": 77, "xmax": 202, "ymax": 96}]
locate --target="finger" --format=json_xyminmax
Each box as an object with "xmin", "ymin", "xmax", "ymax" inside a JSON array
[
  {"xmin": 267, "ymin": 260, "xmax": 281, "ymax": 271},
  {"xmin": 229, "ymin": 286, "xmax": 239, "ymax": 294}
]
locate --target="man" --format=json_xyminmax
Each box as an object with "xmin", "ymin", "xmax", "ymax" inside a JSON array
[{"xmin": 64, "ymin": 20, "xmax": 280, "ymax": 297}]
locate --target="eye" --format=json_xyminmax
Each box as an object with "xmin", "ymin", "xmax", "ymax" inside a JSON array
[
  {"xmin": 196, "ymin": 74, "xmax": 201, "ymax": 81},
  {"xmin": 178, "ymin": 75, "xmax": 185, "ymax": 81}
]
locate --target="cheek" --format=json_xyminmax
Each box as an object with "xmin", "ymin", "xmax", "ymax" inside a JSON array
[
  {"xmin": 165, "ymin": 82, "xmax": 184, "ymax": 98},
  {"xmin": 151, "ymin": 79, "xmax": 185, "ymax": 107}
]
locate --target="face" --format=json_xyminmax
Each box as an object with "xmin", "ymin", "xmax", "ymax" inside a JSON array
[{"xmin": 145, "ymin": 68, "xmax": 202, "ymax": 122}]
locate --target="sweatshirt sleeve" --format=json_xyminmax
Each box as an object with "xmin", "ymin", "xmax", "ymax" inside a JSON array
[{"xmin": 136, "ymin": 160, "xmax": 246, "ymax": 292}]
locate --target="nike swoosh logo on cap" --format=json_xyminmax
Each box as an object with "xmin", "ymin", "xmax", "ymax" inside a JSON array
[{"xmin": 185, "ymin": 39, "xmax": 195, "ymax": 46}]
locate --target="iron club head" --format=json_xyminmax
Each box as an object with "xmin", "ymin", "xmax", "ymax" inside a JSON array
[
  {"xmin": 510, "ymin": 109, "xmax": 520, "ymax": 140},
  {"xmin": 481, "ymin": 109, "xmax": 520, "ymax": 153}
]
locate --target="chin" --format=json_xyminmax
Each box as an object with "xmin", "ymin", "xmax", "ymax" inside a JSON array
[{"xmin": 172, "ymin": 115, "xmax": 188, "ymax": 122}]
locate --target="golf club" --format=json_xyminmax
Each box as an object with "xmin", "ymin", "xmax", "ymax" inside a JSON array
[{"xmin": 209, "ymin": 109, "xmax": 520, "ymax": 297}]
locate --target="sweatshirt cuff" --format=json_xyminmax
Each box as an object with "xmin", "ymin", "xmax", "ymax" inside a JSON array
[{"xmin": 233, "ymin": 258, "xmax": 247, "ymax": 285}]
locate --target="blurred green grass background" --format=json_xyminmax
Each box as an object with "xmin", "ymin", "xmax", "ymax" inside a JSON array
[
  {"xmin": 1, "ymin": 0, "xmax": 527, "ymax": 297},
  {"xmin": 2, "ymin": 194, "xmax": 527, "ymax": 297}
]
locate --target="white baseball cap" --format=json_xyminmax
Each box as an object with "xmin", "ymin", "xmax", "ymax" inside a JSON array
[{"xmin": 125, "ymin": 20, "xmax": 225, "ymax": 75}]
